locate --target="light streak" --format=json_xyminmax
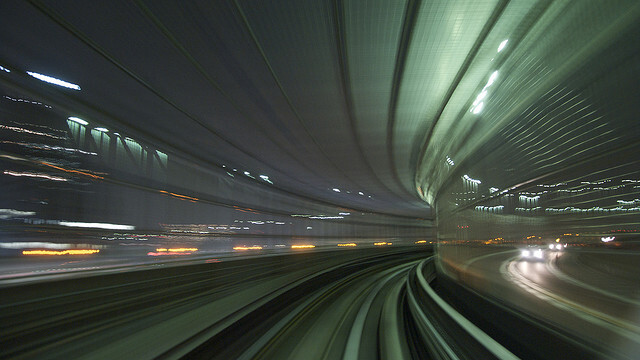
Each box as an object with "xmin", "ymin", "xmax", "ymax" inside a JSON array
[
  {"xmin": 291, "ymin": 245, "xmax": 315, "ymax": 249},
  {"xmin": 23, "ymin": 249, "xmax": 99, "ymax": 256},
  {"xmin": 337, "ymin": 243, "xmax": 357, "ymax": 247},
  {"xmin": 3, "ymin": 170, "xmax": 67, "ymax": 181},
  {"xmin": 38, "ymin": 161, "xmax": 105, "ymax": 179},
  {"xmin": 27, "ymin": 71, "xmax": 81, "ymax": 90},
  {"xmin": 159, "ymin": 190, "xmax": 199, "ymax": 202},
  {"xmin": 497, "ymin": 39, "xmax": 508, "ymax": 52},
  {"xmin": 0, "ymin": 124, "xmax": 66, "ymax": 140},
  {"xmin": 233, "ymin": 246, "xmax": 263, "ymax": 250},
  {"xmin": 156, "ymin": 248, "xmax": 197, "ymax": 252},
  {"xmin": 59, "ymin": 221, "xmax": 135, "ymax": 230}
]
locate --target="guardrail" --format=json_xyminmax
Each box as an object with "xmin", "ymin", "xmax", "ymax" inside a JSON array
[{"xmin": 405, "ymin": 257, "xmax": 519, "ymax": 360}]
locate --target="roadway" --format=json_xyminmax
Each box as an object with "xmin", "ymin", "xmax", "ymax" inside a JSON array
[
  {"xmin": 3, "ymin": 244, "xmax": 639, "ymax": 359},
  {"xmin": 445, "ymin": 246, "xmax": 640, "ymax": 359}
]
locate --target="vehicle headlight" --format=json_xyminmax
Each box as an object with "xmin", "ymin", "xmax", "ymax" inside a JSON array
[
  {"xmin": 534, "ymin": 249, "xmax": 543, "ymax": 258},
  {"xmin": 521, "ymin": 250, "xmax": 530, "ymax": 257}
]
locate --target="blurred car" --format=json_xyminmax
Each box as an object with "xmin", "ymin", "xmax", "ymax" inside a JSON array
[{"xmin": 520, "ymin": 246, "xmax": 545, "ymax": 261}]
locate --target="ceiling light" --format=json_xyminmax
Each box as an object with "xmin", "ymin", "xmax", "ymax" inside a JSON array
[
  {"xmin": 473, "ymin": 102, "xmax": 484, "ymax": 114},
  {"xmin": 498, "ymin": 39, "xmax": 508, "ymax": 52},
  {"xmin": 94, "ymin": 127, "xmax": 108, "ymax": 132},
  {"xmin": 485, "ymin": 71, "xmax": 499, "ymax": 88},
  {"xmin": 68, "ymin": 117, "xmax": 88, "ymax": 125},
  {"xmin": 27, "ymin": 71, "xmax": 81, "ymax": 90},
  {"xmin": 463, "ymin": 174, "xmax": 481, "ymax": 184},
  {"xmin": 473, "ymin": 90, "xmax": 487, "ymax": 106},
  {"xmin": 332, "ymin": 188, "xmax": 340, "ymax": 192}
]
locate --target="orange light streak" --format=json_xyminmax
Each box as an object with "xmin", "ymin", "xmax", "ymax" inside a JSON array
[
  {"xmin": 38, "ymin": 161, "xmax": 104, "ymax": 179},
  {"xmin": 23, "ymin": 249, "xmax": 100, "ymax": 256},
  {"xmin": 233, "ymin": 246, "xmax": 263, "ymax": 250},
  {"xmin": 159, "ymin": 190, "xmax": 199, "ymax": 202},
  {"xmin": 155, "ymin": 248, "xmax": 198, "ymax": 252}
]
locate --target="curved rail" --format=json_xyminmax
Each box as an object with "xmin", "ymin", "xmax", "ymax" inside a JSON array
[{"xmin": 1, "ymin": 248, "xmax": 540, "ymax": 359}]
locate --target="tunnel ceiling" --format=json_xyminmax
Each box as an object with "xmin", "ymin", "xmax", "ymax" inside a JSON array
[{"xmin": 2, "ymin": 1, "xmax": 634, "ymax": 220}]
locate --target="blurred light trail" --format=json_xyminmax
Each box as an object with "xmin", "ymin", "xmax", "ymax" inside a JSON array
[
  {"xmin": 58, "ymin": 221, "xmax": 135, "ymax": 230},
  {"xmin": 4, "ymin": 170, "xmax": 67, "ymax": 181},
  {"xmin": 22, "ymin": 249, "xmax": 99, "ymax": 256},
  {"xmin": 291, "ymin": 245, "xmax": 315, "ymax": 249},
  {"xmin": 233, "ymin": 246, "xmax": 263, "ymax": 250},
  {"xmin": 27, "ymin": 71, "xmax": 81, "ymax": 90}
]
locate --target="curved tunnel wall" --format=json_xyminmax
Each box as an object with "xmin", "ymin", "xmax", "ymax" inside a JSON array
[{"xmin": 416, "ymin": 1, "xmax": 640, "ymax": 301}]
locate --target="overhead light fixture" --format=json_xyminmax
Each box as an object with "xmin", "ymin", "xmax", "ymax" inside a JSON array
[
  {"xmin": 472, "ymin": 102, "xmax": 484, "ymax": 114},
  {"xmin": 463, "ymin": 174, "xmax": 481, "ymax": 184},
  {"xmin": 0, "ymin": 65, "xmax": 10, "ymax": 73},
  {"xmin": 485, "ymin": 71, "xmax": 499, "ymax": 88},
  {"xmin": 68, "ymin": 117, "xmax": 88, "ymax": 125},
  {"xmin": 497, "ymin": 39, "xmax": 508, "ymax": 52},
  {"xmin": 27, "ymin": 71, "xmax": 81, "ymax": 90},
  {"xmin": 473, "ymin": 90, "xmax": 487, "ymax": 106},
  {"xmin": 259, "ymin": 175, "xmax": 273, "ymax": 184},
  {"xmin": 332, "ymin": 188, "xmax": 340, "ymax": 192},
  {"xmin": 94, "ymin": 127, "xmax": 109, "ymax": 132}
]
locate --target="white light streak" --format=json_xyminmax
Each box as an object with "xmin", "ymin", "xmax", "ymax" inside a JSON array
[
  {"xmin": 472, "ymin": 102, "xmax": 484, "ymax": 114},
  {"xmin": 0, "ymin": 242, "xmax": 71, "ymax": 249},
  {"xmin": 259, "ymin": 175, "xmax": 273, "ymax": 184},
  {"xmin": 4, "ymin": 170, "xmax": 67, "ymax": 181},
  {"xmin": 27, "ymin": 71, "xmax": 81, "ymax": 90},
  {"xmin": 0, "ymin": 209, "xmax": 36, "ymax": 219},
  {"xmin": 473, "ymin": 90, "xmax": 487, "ymax": 106},
  {"xmin": 485, "ymin": 71, "xmax": 499, "ymax": 88},
  {"xmin": 58, "ymin": 221, "xmax": 135, "ymax": 230},
  {"xmin": 498, "ymin": 39, "xmax": 508, "ymax": 52},
  {"xmin": 0, "ymin": 124, "xmax": 65, "ymax": 139},
  {"xmin": 94, "ymin": 127, "xmax": 109, "ymax": 132}
]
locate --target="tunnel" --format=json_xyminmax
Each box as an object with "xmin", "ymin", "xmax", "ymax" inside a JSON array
[{"xmin": 1, "ymin": 1, "xmax": 639, "ymax": 359}]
